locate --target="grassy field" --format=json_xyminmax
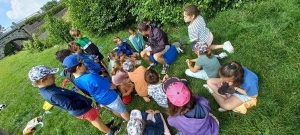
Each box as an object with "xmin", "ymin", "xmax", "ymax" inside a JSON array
[{"xmin": 1, "ymin": 0, "xmax": 300, "ymax": 134}]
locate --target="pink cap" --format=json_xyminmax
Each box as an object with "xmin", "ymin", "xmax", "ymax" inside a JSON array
[{"xmin": 163, "ymin": 77, "xmax": 191, "ymax": 107}]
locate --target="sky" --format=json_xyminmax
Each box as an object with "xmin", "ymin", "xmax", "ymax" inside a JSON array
[{"xmin": 0, "ymin": 0, "xmax": 50, "ymax": 29}]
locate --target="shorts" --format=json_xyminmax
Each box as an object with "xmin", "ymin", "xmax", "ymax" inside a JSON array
[
  {"xmin": 106, "ymin": 96, "xmax": 127, "ymax": 114},
  {"xmin": 233, "ymin": 93, "xmax": 252, "ymax": 103},
  {"xmin": 145, "ymin": 45, "xmax": 170, "ymax": 55},
  {"xmin": 76, "ymin": 107, "xmax": 99, "ymax": 122},
  {"xmin": 185, "ymin": 69, "xmax": 209, "ymax": 80},
  {"xmin": 85, "ymin": 43, "xmax": 104, "ymax": 60},
  {"xmin": 122, "ymin": 95, "xmax": 132, "ymax": 105}
]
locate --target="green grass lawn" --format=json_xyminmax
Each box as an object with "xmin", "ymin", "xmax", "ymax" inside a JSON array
[{"xmin": 1, "ymin": 0, "xmax": 300, "ymax": 134}]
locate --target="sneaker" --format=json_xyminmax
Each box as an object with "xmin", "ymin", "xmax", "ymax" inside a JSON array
[
  {"xmin": 218, "ymin": 107, "xmax": 227, "ymax": 112},
  {"xmin": 161, "ymin": 64, "xmax": 169, "ymax": 74},
  {"xmin": 108, "ymin": 126, "xmax": 120, "ymax": 135},
  {"xmin": 203, "ymin": 84, "xmax": 214, "ymax": 94},
  {"xmin": 223, "ymin": 41, "xmax": 234, "ymax": 53},
  {"xmin": 217, "ymin": 52, "xmax": 228, "ymax": 59},
  {"xmin": 105, "ymin": 119, "xmax": 114, "ymax": 128},
  {"xmin": 135, "ymin": 60, "xmax": 142, "ymax": 66},
  {"xmin": 147, "ymin": 62, "xmax": 157, "ymax": 69}
]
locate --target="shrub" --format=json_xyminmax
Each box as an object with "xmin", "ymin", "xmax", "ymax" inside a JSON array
[
  {"xmin": 68, "ymin": 0, "xmax": 135, "ymax": 35},
  {"xmin": 4, "ymin": 43, "xmax": 15, "ymax": 56},
  {"xmin": 128, "ymin": 0, "xmax": 253, "ymax": 25},
  {"xmin": 23, "ymin": 34, "xmax": 45, "ymax": 52},
  {"xmin": 44, "ymin": 15, "xmax": 73, "ymax": 45}
]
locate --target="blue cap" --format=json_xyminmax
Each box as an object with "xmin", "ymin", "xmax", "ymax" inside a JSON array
[{"xmin": 63, "ymin": 54, "xmax": 83, "ymax": 69}]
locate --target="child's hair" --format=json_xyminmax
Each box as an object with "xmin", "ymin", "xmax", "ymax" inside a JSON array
[
  {"xmin": 108, "ymin": 50, "xmax": 118, "ymax": 61},
  {"xmin": 128, "ymin": 28, "xmax": 136, "ymax": 34},
  {"xmin": 65, "ymin": 63, "xmax": 83, "ymax": 73},
  {"xmin": 219, "ymin": 61, "xmax": 244, "ymax": 87},
  {"xmin": 142, "ymin": 18, "xmax": 150, "ymax": 24},
  {"xmin": 202, "ymin": 48, "xmax": 212, "ymax": 58},
  {"xmin": 166, "ymin": 94, "xmax": 197, "ymax": 116},
  {"xmin": 144, "ymin": 69, "xmax": 160, "ymax": 84},
  {"xmin": 69, "ymin": 29, "xmax": 82, "ymax": 39},
  {"xmin": 113, "ymin": 36, "xmax": 121, "ymax": 44},
  {"xmin": 137, "ymin": 22, "xmax": 150, "ymax": 32},
  {"xmin": 111, "ymin": 60, "xmax": 124, "ymax": 76},
  {"xmin": 55, "ymin": 49, "xmax": 72, "ymax": 63},
  {"xmin": 67, "ymin": 41, "xmax": 80, "ymax": 53},
  {"xmin": 184, "ymin": 5, "xmax": 200, "ymax": 16}
]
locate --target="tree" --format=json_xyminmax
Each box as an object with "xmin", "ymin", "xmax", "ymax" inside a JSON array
[
  {"xmin": 44, "ymin": 15, "xmax": 72, "ymax": 44},
  {"xmin": 40, "ymin": 0, "xmax": 59, "ymax": 12}
]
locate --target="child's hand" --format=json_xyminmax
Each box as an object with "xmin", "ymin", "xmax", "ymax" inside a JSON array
[
  {"xmin": 154, "ymin": 110, "xmax": 160, "ymax": 113},
  {"xmin": 163, "ymin": 74, "xmax": 169, "ymax": 81},
  {"xmin": 185, "ymin": 59, "xmax": 191, "ymax": 65},
  {"xmin": 146, "ymin": 109, "xmax": 154, "ymax": 114}
]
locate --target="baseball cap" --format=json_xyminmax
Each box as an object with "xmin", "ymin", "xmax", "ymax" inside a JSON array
[
  {"xmin": 190, "ymin": 41, "xmax": 208, "ymax": 54},
  {"xmin": 127, "ymin": 109, "xmax": 143, "ymax": 135},
  {"xmin": 63, "ymin": 54, "xmax": 83, "ymax": 69},
  {"xmin": 162, "ymin": 77, "xmax": 191, "ymax": 107},
  {"xmin": 122, "ymin": 59, "xmax": 133, "ymax": 72},
  {"xmin": 28, "ymin": 65, "xmax": 59, "ymax": 81},
  {"xmin": 217, "ymin": 82, "xmax": 236, "ymax": 95}
]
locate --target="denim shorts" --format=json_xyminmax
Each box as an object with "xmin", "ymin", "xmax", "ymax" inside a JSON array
[
  {"xmin": 106, "ymin": 96, "xmax": 126, "ymax": 114},
  {"xmin": 233, "ymin": 93, "xmax": 252, "ymax": 103}
]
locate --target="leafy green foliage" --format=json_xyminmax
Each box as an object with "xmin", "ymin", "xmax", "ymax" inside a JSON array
[
  {"xmin": 44, "ymin": 15, "xmax": 73, "ymax": 45},
  {"xmin": 129, "ymin": 0, "xmax": 253, "ymax": 25},
  {"xmin": 23, "ymin": 34, "xmax": 45, "ymax": 52},
  {"xmin": 40, "ymin": 0, "xmax": 59, "ymax": 12},
  {"xmin": 68, "ymin": 0, "xmax": 135, "ymax": 35},
  {"xmin": 4, "ymin": 43, "xmax": 15, "ymax": 56}
]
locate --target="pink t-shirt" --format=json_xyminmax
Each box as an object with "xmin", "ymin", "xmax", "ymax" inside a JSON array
[{"xmin": 112, "ymin": 70, "xmax": 130, "ymax": 85}]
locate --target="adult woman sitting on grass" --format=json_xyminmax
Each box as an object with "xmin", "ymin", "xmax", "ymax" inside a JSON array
[{"xmin": 204, "ymin": 61, "xmax": 259, "ymax": 113}]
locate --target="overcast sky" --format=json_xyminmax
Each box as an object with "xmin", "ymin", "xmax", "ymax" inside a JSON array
[{"xmin": 0, "ymin": 0, "xmax": 50, "ymax": 29}]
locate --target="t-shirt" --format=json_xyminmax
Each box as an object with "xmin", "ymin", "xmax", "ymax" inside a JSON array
[
  {"xmin": 148, "ymin": 83, "xmax": 168, "ymax": 108},
  {"xmin": 129, "ymin": 33, "xmax": 145, "ymax": 52},
  {"xmin": 112, "ymin": 70, "xmax": 130, "ymax": 85},
  {"xmin": 77, "ymin": 37, "xmax": 92, "ymax": 49},
  {"xmin": 195, "ymin": 54, "xmax": 220, "ymax": 78},
  {"xmin": 236, "ymin": 66, "xmax": 259, "ymax": 96},
  {"xmin": 117, "ymin": 42, "xmax": 134, "ymax": 56},
  {"xmin": 74, "ymin": 73, "xmax": 118, "ymax": 105},
  {"xmin": 128, "ymin": 66, "xmax": 148, "ymax": 97},
  {"xmin": 188, "ymin": 15, "xmax": 210, "ymax": 43}
]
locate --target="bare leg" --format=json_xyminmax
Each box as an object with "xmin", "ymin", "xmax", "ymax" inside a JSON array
[
  {"xmin": 143, "ymin": 96, "xmax": 151, "ymax": 102},
  {"xmin": 141, "ymin": 50, "xmax": 152, "ymax": 64},
  {"xmin": 209, "ymin": 45, "xmax": 223, "ymax": 50},
  {"xmin": 120, "ymin": 111, "xmax": 130, "ymax": 121},
  {"xmin": 153, "ymin": 52, "xmax": 166, "ymax": 65},
  {"xmin": 211, "ymin": 93, "xmax": 243, "ymax": 110},
  {"xmin": 90, "ymin": 117, "xmax": 110, "ymax": 133}
]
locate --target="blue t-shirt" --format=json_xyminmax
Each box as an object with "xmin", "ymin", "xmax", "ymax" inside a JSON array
[
  {"xmin": 236, "ymin": 66, "xmax": 259, "ymax": 96},
  {"xmin": 117, "ymin": 42, "xmax": 134, "ymax": 56},
  {"xmin": 74, "ymin": 73, "xmax": 118, "ymax": 105}
]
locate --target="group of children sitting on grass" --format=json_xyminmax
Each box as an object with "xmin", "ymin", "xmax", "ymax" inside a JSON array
[{"xmin": 28, "ymin": 4, "xmax": 259, "ymax": 135}]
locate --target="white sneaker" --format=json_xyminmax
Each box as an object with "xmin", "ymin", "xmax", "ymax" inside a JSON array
[
  {"xmin": 223, "ymin": 41, "xmax": 234, "ymax": 53},
  {"xmin": 135, "ymin": 60, "xmax": 142, "ymax": 66},
  {"xmin": 203, "ymin": 84, "xmax": 214, "ymax": 94},
  {"xmin": 217, "ymin": 52, "xmax": 228, "ymax": 59},
  {"xmin": 147, "ymin": 62, "xmax": 157, "ymax": 69},
  {"xmin": 218, "ymin": 107, "xmax": 227, "ymax": 112},
  {"xmin": 161, "ymin": 64, "xmax": 169, "ymax": 74}
]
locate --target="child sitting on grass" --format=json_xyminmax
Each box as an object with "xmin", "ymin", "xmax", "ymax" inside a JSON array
[
  {"xmin": 70, "ymin": 29, "xmax": 108, "ymax": 71},
  {"xmin": 163, "ymin": 77, "xmax": 219, "ymax": 135},
  {"xmin": 127, "ymin": 109, "xmax": 171, "ymax": 135},
  {"xmin": 63, "ymin": 55, "xmax": 130, "ymax": 122},
  {"xmin": 145, "ymin": 69, "xmax": 188, "ymax": 108},
  {"xmin": 185, "ymin": 41, "xmax": 221, "ymax": 80},
  {"xmin": 113, "ymin": 36, "xmax": 139, "ymax": 58},
  {"xmin": 28, "ymin": 65, "xmax": 119, "ymax": 135},
  {"xmin": 111, "ymin": 60, "xmax": 134, "ymax": 105},
  {"xmin": 122, "ymin": 59, "xmax": 150, "ymax": 102},
  {"xmin": 128, "ymin": 28, "xmax": 145, "ymax": 53}
]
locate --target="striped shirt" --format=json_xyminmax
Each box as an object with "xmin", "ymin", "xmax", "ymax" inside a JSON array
[{"xmin": 188, "ymin": 15, "xmax": 210, "ymax": 43}]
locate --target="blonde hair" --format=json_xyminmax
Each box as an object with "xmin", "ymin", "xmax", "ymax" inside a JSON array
[
  {"xmin": 69, "ymin": 29, "xmax": 82, "ymax": 39},
  {"xmin": 111, "ymin": 60, "xmax": 124, "ymax": 76},
  {"xmin": 113, "ymin": 36, "xmax": 121, "ymax": 44},
  {"xmin": 67, "ymin": 41, "xmax": 80, "ymax": 53},
  {"xmin": 108, "ymin": 50, "xmax": 118, "ymax": 61}
]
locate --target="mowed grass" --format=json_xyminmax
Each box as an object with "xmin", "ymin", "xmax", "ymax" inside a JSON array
[{"xmin": 1, "ymin": 0, "xmax": 300, "ymax": 134}]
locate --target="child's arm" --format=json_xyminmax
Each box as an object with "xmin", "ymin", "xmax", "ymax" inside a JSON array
[
  {"xmin": 186, "ymin": 58, "xmax": 197, "ymax": 63},
  {"xmin": 52, "ymin": 94, "xmax": 92, "ymax": 110},
  {"xmin": 121, "ymin": 82, "xmax": 134, "ymax": 97},
  {"xmin": 186, "ymin": 59, "xmax": 201, "ymax": 72}
]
